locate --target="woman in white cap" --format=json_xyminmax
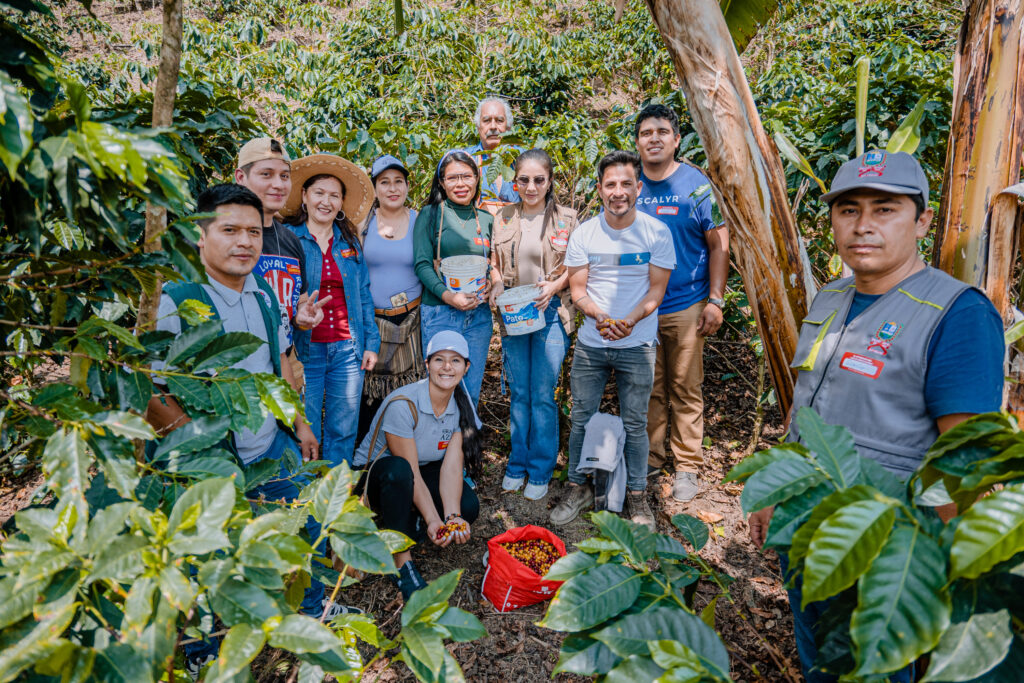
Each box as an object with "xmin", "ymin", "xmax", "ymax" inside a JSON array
[
  {"xmin": 412, "ymin": 150, "xmax": 494, "ymax": 407},
  {"xmin": 284, "ymin": 154, "xmax": 380, "ymax": 465},
  {"xmin": 488, "ymin": 149, "xmax": 578, "ymax": 500},
  {"xmin": 353, "ymin": 330, "xmax": 481, "ymax": 600},
  {"xmin": 356, "ymin": 154, "xmax": 426, "ymax": 444}
]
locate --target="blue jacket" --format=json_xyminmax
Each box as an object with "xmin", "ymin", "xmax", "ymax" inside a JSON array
[{"xmin": 288, "ymin": 221, "xmax": 381, "ymax": 361}]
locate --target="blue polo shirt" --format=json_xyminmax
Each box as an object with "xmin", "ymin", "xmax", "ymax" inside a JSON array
[{"xmin": 637, "ymin": 163, "xmax": 718, "ymax": 314}]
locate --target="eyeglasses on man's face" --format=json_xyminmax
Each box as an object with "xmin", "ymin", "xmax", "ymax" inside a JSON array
[{"xmin": 515, "ymin": 176, "xmax": 548, "ymax": 187}]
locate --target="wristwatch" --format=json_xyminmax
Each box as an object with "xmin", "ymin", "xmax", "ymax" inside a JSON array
[{"xmin": 707, "ymin": 297, "xmax": 725, "ymax": 309}]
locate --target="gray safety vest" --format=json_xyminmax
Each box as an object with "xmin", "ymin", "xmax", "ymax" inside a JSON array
[{"xmin": 788, "ymin": 267, "xmax": 971, "ymax": 476}]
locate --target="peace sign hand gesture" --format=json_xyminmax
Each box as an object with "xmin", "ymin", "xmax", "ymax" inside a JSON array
[{"xmin": 295, "ymin": 289, "xmax": 333, "ymax": 330}]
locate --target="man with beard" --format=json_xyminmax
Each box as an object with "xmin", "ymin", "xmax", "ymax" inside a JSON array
[
  {"xmin": 633, "ymin": 104, "xmax": 730, "ymax": 502},
  {"xmin": 550, "ymin": 150, "xmax": 675, "ymax": 531},
  {"xmin": 464, "ymin": 97, "xmax": 520, "ymax": 212}
]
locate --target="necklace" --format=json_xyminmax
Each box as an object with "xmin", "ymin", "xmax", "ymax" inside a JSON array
[{"xmin": 377, "ymin": 208, "xmax": 408, "ymax": 240}]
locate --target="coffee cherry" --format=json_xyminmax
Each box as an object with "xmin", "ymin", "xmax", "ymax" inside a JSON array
[{"xmin": 500, "ymin": 539, "xmax": 561, "ymax": 575}]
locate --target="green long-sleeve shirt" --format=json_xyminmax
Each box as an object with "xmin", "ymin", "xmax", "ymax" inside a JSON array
[{"xmin": 413, "ymin": 200, "xmax": 495, "ymax": 306}]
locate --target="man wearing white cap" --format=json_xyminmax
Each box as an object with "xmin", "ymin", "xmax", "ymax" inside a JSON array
[{"xmin": 748, "ymin": 151, "xmax": 1004, "ymax": 682}]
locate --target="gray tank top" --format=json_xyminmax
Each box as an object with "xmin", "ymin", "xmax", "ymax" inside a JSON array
[
  {"xmin": 788, "ymin": 267, "xmax": 971, "ymax": 476},
  {"xmin": 364, "ymin": 210, "xmax": 422, "ymax": 309}
]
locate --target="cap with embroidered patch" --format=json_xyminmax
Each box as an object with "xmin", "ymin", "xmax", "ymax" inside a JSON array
[
  {"xmin": 237, "ymin": 137, "xmax": 291, "ymax": 169},
  {"xmin": 822, "ymin": 150, "xmax": 929, "ymax": 205}
]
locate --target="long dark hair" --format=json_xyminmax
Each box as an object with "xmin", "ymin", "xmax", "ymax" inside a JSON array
[
  {"xmin": 452, "ymin": 382, "xmax": 482, "ymax": 479},
  {"xmin": 427, "ymin": 150, "xmax": 481, "ymax": 206},
  {"xmin": 286, "ymin": 173, "xmax": 361, "ymax": 261},
  {"xmin": 514, "ymin": 148, "xmax": 557, "ymax": 235}
]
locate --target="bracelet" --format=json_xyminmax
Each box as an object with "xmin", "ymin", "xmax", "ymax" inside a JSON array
[{"xmin": 574, "ymin": 295, "xmax": 590, "ymax": 307}]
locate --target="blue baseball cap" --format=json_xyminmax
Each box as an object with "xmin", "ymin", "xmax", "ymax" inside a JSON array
[
  {"xmin": 370, "ymin": 154, "xmax": 408, "ymax": 182},
  {"xmin": 426, "ymin": 330, "xmax": 470, "ymax": 360}
]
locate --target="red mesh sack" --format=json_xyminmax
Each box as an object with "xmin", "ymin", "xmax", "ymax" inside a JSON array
[{"xmin": 481, "ymin": 525, "xmax": 567, "ymax": 612}]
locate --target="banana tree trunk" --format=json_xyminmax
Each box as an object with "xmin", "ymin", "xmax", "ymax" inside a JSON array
[
  {"xmin": 933, "ymin": 0, "xmax": 1024, "ymax": 301},
  {"xmin": 137, "ymin": 0, "xmax": 183, "ymax": 333},
  {"xmin": 932, "ymin": 0, "xmax": 1024, "ymax": 415},
  {"xmin": 644, "ymin": 0, "xmax": 813, "ymax": 415}
]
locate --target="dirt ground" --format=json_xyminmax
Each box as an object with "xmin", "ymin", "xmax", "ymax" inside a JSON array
[
  {"xmin": 0, "ymin": 337, "xmax": 800, "ymax": 681},
  {"xmin": 303, "ymin": 337, "xmax": 798, "ymax": 682}
]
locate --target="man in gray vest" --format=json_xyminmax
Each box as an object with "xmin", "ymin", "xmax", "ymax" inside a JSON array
[{"xmin": 748, "ymin": 151, "xmax": 1004, "ymax": 683}]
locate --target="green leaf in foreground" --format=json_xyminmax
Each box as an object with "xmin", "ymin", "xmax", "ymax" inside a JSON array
[
  {"xmin": 741, "ymin": 458, "xmax": 828, "ymax": 514},
  {"xmin": 803, "ymin": 499, "xmax": 896, "ymax": 605},
  {"xmin": 950, "ymin": 483, "xmax": 1024, "ymax": 579},
  {"xmin": 851, "ymin": 525, "xmax": 950, "ymax": 675},
  {"xmin": 540, "ymin": 563, "xmax": 642, "ymax": 632},
  {"xmin": 672, "ymin": 513, "xmax": 709, "ymax": 552},
  {"xmin": 593, "ymin": 607, "xmax": 730, "ymax": 679},
  {"xmin": 920, "ymin": 609, "xmax": 1012, "ymax": 682}
]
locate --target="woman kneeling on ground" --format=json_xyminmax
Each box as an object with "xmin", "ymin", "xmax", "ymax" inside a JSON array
[
  {"xmin": 353, "ymin": 330, "xmax": 481, "ymax": 600},
  {"xmin": 489, "ymin": 149, "xmax": 578, "ymax": 500}
]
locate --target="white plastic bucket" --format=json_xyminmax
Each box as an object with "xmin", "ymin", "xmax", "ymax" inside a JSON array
[
  {"xmin": 440, "ymin": 255, "xmax": 488, "ymax": 298},
  {"xmin": 496, "ymin": 285, "xmax": 545, "ymax": 336}
]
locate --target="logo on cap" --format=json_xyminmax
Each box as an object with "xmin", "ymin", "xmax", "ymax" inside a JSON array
[{"xmin": 858, "ymin": 151, "xmax": 887, "ymax": 178}]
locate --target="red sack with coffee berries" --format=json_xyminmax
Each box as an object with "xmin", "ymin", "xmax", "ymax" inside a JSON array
[{"xmin": 481, "ymin": 525, "xmax": 567, "ymax": 612}]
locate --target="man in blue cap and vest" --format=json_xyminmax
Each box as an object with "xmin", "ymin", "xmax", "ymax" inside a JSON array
[{"xmin": 747, "ymin": 151, "xmax": 1005, "ymax": 682}]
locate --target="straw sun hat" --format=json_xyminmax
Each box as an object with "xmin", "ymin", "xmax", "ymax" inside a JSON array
[{"xmin": 283, "ymin": 154, "xmax": 374, "ymax": 225}]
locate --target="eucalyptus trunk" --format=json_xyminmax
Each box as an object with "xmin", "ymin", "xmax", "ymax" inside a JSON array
[
  {"xmin": 932, "ymin": 0, "xmax": 1024, "ymax": 415},
  {"xmin": 137, "ymin": 0, "xmax": 183, "ymax": 333},
  {"xmin": 933, "ymin": 0, "xmax": 1024, "ymax": 301},
  {"xmin": 644, "ymin": 0, "xmax": 812, "ymax": 415}
]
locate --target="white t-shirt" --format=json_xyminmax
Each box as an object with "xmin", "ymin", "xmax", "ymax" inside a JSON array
[{"xmin": 564, "ymin": 211, "xmax": 676, "ymax": 348}]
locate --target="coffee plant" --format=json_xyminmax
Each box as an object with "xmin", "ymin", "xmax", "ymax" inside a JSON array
[
  {"xmin": 729, "ymin": 408, "xmax": 1024, "ymax": 681},
  {"xmin": 539, "ymin": 511, "xmax": 732, "ymax": 681},
  {"xmin": 0, "ymin": 2, "xmax": 485, "ymax": 680}
]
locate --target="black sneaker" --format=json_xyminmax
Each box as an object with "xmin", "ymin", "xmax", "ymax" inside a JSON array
[{"xmin": 391, "ymin": 560, "xmax": 427, "ymax": 600}]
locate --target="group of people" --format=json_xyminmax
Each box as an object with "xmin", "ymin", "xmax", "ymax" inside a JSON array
[{"xmin": 148, "ymin": 94, "xmax": 1007, "ymax": 683}]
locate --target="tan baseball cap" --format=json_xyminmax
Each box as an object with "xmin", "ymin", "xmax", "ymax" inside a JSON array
[{"xmin": 237, "ymin": 137, "xmax": 291, "ymax": 169}]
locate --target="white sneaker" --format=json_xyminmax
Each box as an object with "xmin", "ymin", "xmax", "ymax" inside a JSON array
[
  {"xmin": 523, "ymin": 482, "xmax": 549, "ymax": 500},
  {"xmin": 502, "ymin": 474, "xmax": 525, "ymax": 492}
]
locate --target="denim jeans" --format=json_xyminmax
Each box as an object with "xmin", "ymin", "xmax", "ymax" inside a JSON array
[
  {"xmin": 778, "ymin": 553, "xmax": 914, "ymax": 683},
  {"xmin": 501, "ymin": 304, "xmax": 568, "ymax": 485},
  {"xmin": 183, "ymin": 429, "xmax": 326, "ymax": 663},
  {"xmin": 567, "ymin": 341, "xmax": 656, "ymax": 491},
  {"xmin": 304, "ymin": 339, "xmax": 363, "ymax": 465},
  {"xmin": 420, "ymin": 303, "xmax": 493, "ymax": 406}
]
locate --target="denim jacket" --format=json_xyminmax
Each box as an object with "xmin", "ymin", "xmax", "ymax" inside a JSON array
[{"xmin": 288, "ymin": 221, "xmax": 381, "ymax": 361}]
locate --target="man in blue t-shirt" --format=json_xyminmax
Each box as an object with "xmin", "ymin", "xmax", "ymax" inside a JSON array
[{"xmin": 634, "ymin": 104, "xmax": 730, "ymax": 502}]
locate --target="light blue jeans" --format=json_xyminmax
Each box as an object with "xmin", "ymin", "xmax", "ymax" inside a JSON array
[
  {"xmin": 567, "ymin": 341, "xmax": 656, "ymax": 491},
  {"xmin": 304, "ymin": 339, "xmax": 363, "ymax": 465},
  {"xmin": 501, "ymin": 304, "xmax": 568, "ymax": 485},
  {"xmin": 420, "ymin": 303, "xmax": 493, "ymax": 406}
]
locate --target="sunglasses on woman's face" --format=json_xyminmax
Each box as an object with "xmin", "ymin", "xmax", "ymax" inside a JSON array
[{"xmin": 515, "ymin": 176, "xmax": 548, "ymax": 187}]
